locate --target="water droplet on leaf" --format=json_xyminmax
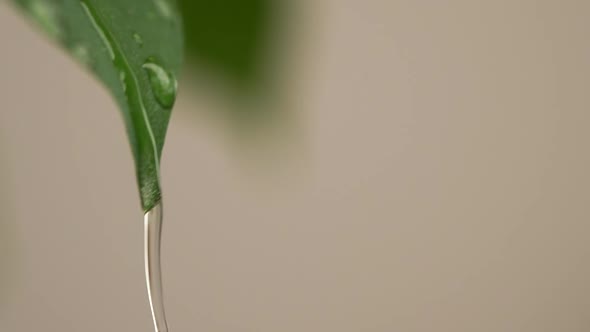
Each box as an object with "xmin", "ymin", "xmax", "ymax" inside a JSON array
[
  {"xmin": 71, "ymin": 44, "xmax": 90, "ymax": 65},
  {"xmin": 142, "ymin": 58, "xmax": 177, "ymax": 109}
]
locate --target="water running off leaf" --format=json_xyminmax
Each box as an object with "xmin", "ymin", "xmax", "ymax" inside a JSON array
[
  {"xmin": 12, "ymin": 1, "xmax": 183, "ymax": 331},
  {"xmin": 144, "ymin": 202, "xmax": 169, "ymax": 332}
]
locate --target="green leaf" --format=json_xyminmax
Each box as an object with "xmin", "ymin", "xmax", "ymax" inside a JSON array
[
  {"xmin": 12, "ymin": 0, "xmax": 183, "ymax": 211},
  {"xmin": 178, "ymin": 0, "xmax": 272, "ymax": 89}
]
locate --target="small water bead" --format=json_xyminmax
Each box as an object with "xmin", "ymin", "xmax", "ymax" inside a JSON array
[
  {"xmin": 133, "ymin": 33, "xmax": 144, "ymax": 47},
  {"xmin": 71, "ymin": 44, "xmax": 90, "ymax": 65},
  {"xmin": 142, "ymin": 58, "xmax": 177, "ymax": 109}
]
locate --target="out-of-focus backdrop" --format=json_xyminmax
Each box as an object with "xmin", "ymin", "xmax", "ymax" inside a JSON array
[{"xmin": 1, "ymin": 1, "xmax": 590, "ymax": 331}]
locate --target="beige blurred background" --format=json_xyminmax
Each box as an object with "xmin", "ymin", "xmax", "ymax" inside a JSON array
[{"xmin": 2, "ymin": 1, "xmax": 590, "ymax": 331}]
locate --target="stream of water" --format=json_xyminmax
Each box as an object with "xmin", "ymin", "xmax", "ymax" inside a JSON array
[{"xmin": 144, "ymin": 202, "xmax": 169, "ymax": 332}]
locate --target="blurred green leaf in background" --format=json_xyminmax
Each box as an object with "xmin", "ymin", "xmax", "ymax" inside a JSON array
[
  {"xmin": 179, "ymin": 0, "xmax": 272, "ymax": 89},
  {"xmin": 178, "ymin": 0, "xmax": 292, "ymax": 128}
]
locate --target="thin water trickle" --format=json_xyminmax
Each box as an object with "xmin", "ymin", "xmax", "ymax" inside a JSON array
[{"xmin": 144, "ymin": 202, "xmax": 169, "ymax": 332}]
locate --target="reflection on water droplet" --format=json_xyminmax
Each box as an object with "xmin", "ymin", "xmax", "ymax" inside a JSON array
[
  {"xmin": 71, "ymin": 44, "xmax": 90, "ymax": 65},
  {"xmin": 142, "ymin": 58, "xmax": 177, "ymax": 109},
  {"xmin": 27, "ymin": 0, "xmax": 62, "ymax": 39},
  {"xmin": 133, "ymin": 33, "xmax": 144, "ymax": 47}
]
